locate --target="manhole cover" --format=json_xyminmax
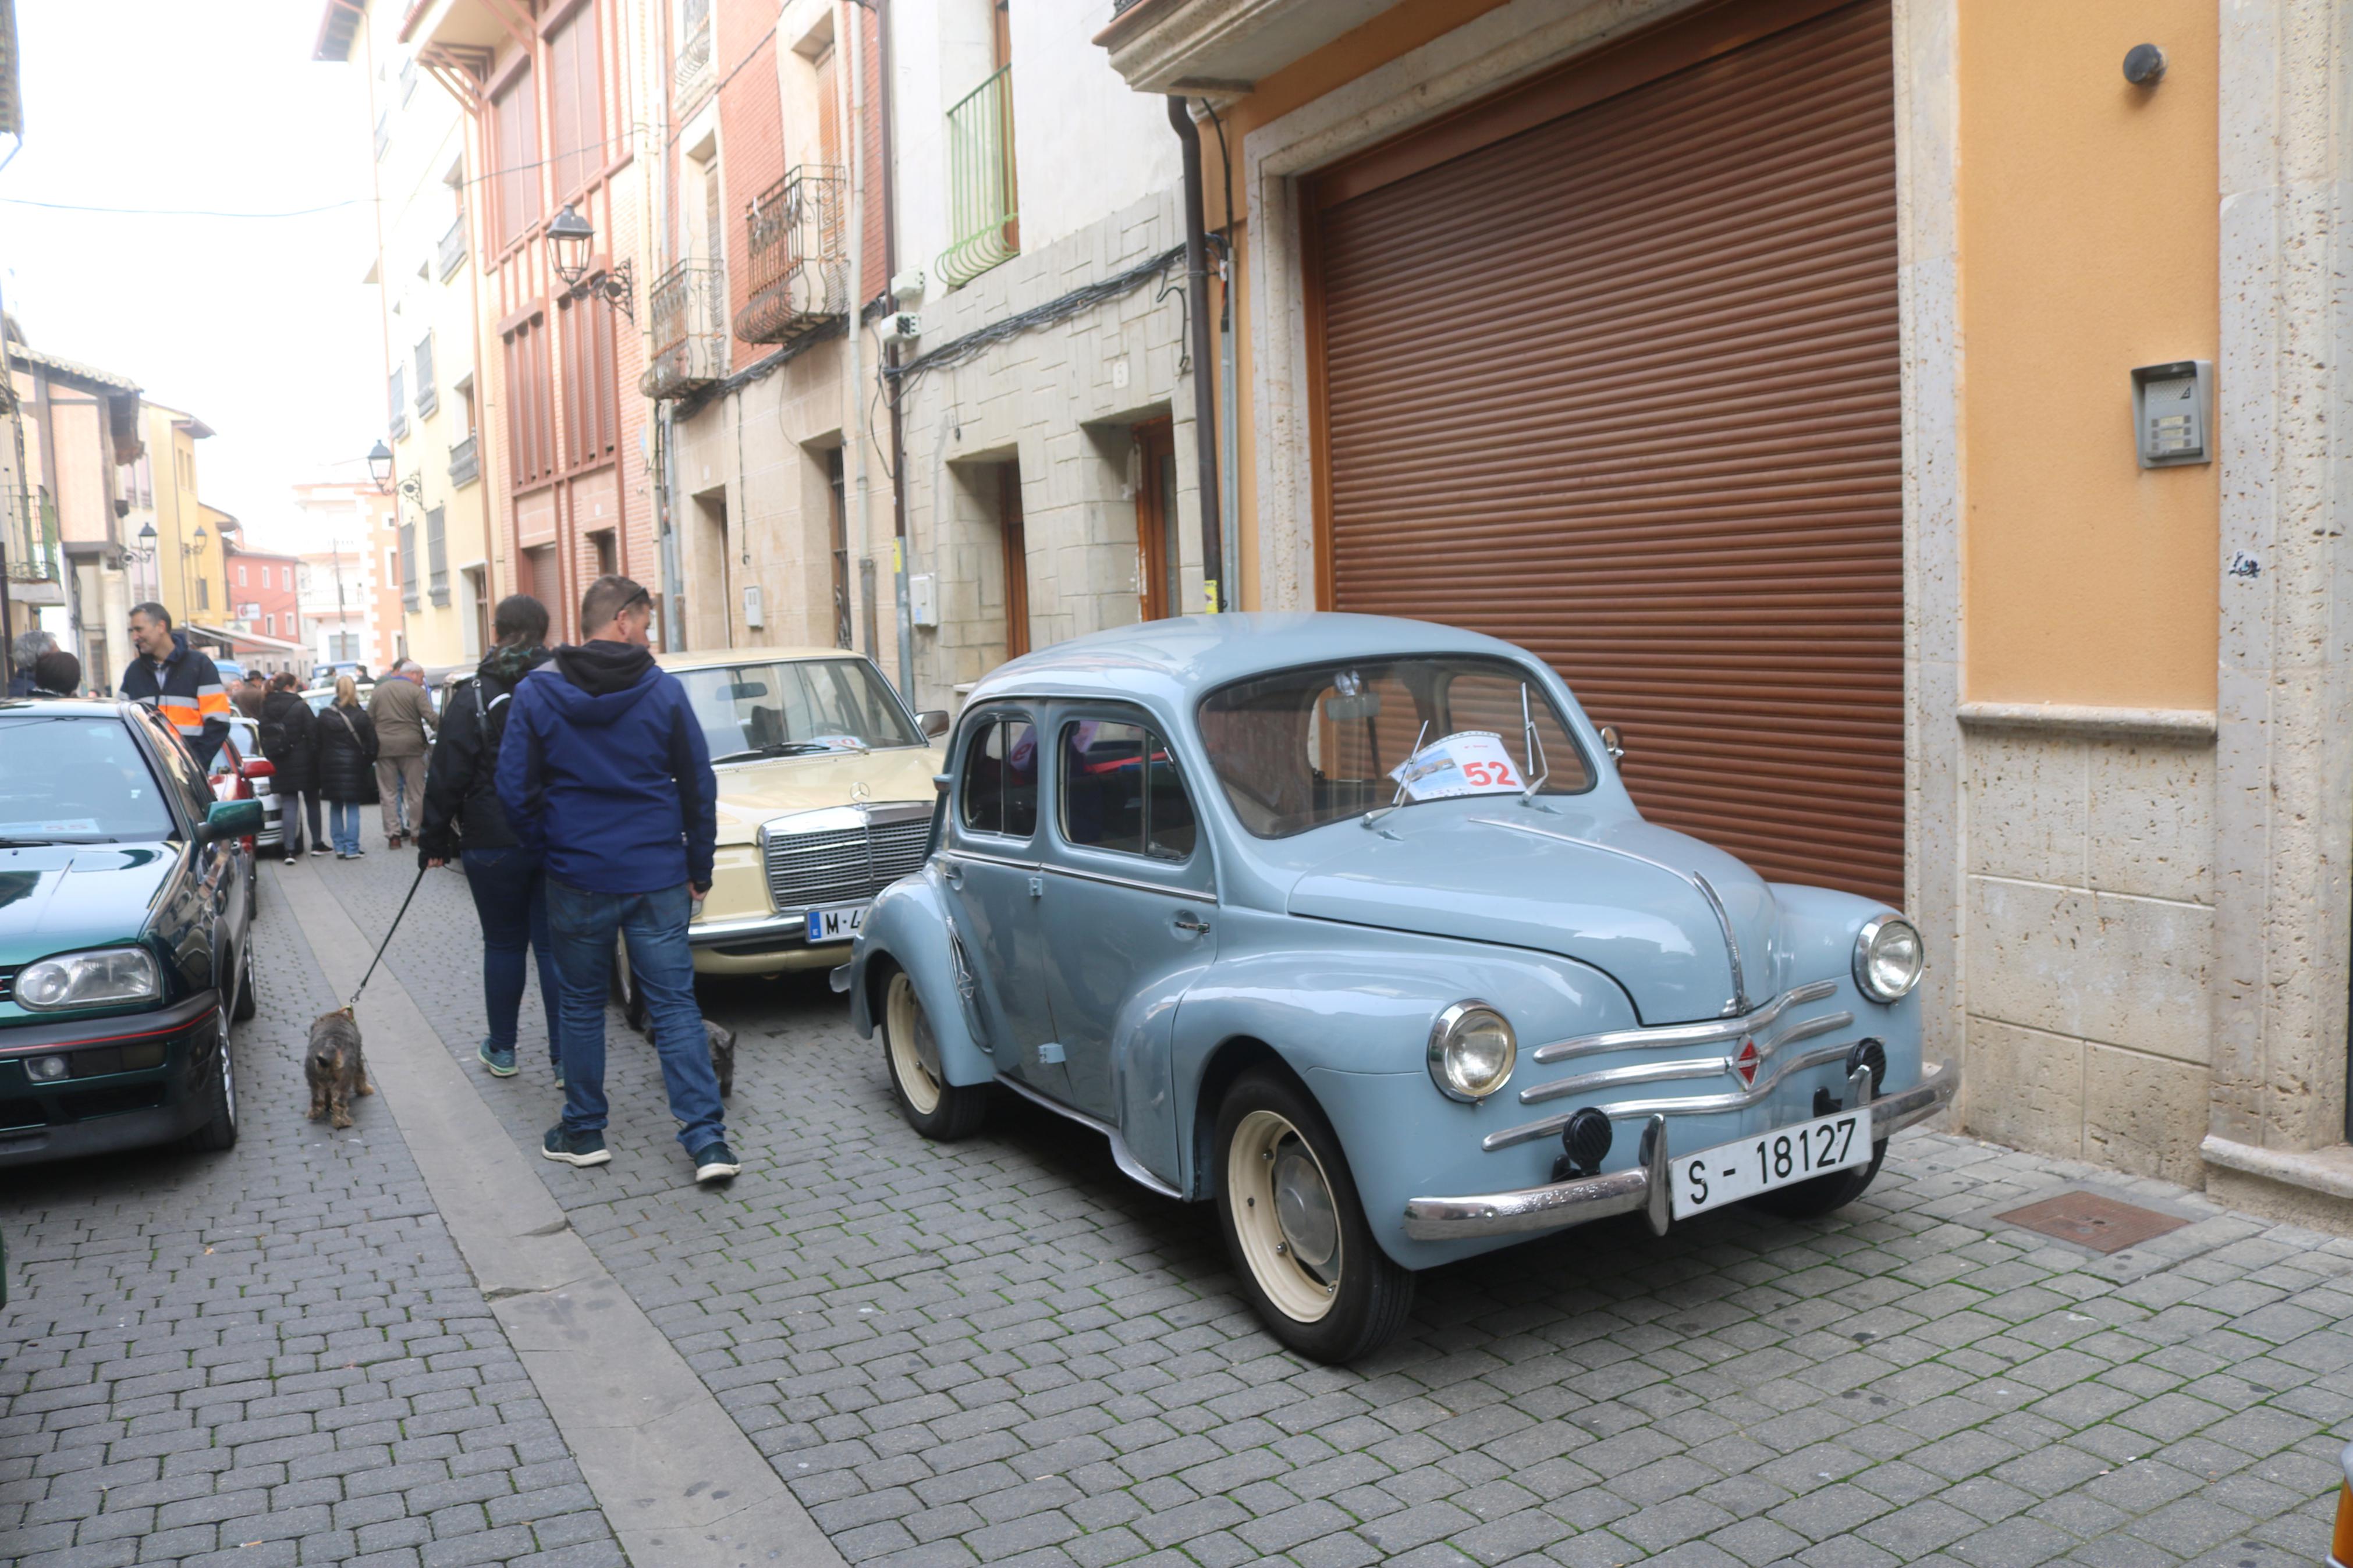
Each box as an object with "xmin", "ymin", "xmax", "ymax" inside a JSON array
[{"xmin": 1994, "ymin": 1191, "xmax": 2188, "ymax": 1253}]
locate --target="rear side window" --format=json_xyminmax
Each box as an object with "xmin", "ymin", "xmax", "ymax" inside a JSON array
[
  {"xmin": 1060, "ymin": 720, "xmax": 1196, "ymax": 862},
  {"xmin": 960, "ymin": 716, "xmax": 1038, "ymax": 838}
]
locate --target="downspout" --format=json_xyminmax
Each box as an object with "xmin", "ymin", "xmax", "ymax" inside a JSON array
[
  {"xmin": 658, "ymin": 403, "xmax": 681, "ymax": 649},
  {"xmin": 874, "ymin": 0, "xmax": 914, "ymax": 702},
  {"xmin": 1165, "ymin": 95, "xmax": 1222, "ymax": 613},
  {"xmin": 844, "ymin": 0, "xmax": 879, "ymax": 671}
]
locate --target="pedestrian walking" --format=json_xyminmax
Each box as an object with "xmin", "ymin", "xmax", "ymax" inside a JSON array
[
  {"xmin": 368, "ymin": 659, "xmax": 433, "ymax": 849},
  {"xmin": 8, "ymin": 628, "xmax": 56, "ymax": 697},
  {"xmin": 120, "ymin": 603, "xmax": 230, "ymax": 769},
  {"xmin": 495, "ymin": 573, "xmax": 738, "ymax": 1185},
  {"xmin": 260, "ymin": 673, "xmax": 327, "ymax": 863},
  {"xmin": 418, "ymin": 594, "xmax": 565, "ymax": 1085},
  {"xmin": 317, "ymin": 675, "xmax": 379, "ymax": 859}
]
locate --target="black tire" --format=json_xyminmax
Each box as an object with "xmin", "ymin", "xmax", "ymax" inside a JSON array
[
  {"xmin": 1748, "ymin": 1138, "xmax": 1887, "ymax": 1219},
  {"xmin": 186, "ymin": 1018, "xmax": 239, "ymax": 1153},
  {"xmin": 612, "ymin": 932, "xmax": 650, "ymax": 1033},
  {"xmin": 1213, "ymin": 1066, "xmax": 1414, "ymax": 1364},
  {"xmin": 879, "ymin": 967, "xmax": 988, "ymax": 1140},
  {"xmin": 229, "ymin": 939, "xmax": 257, "ymax": 1022}
]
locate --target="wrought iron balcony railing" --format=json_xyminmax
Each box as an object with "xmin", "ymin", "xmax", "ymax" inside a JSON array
[
  {"xmin": 449, "ymin": 434, "xmax": 480, "ymax": 488},
  {"xmin": 674, "ymin": 13, "xmax": 714, "ymax": 102},
  {"xmin": 641, "ymin": 259, "xmax": 729, "ymax": 399},
  {"xmin": 3, "ymin": 487, "xmax": 56, "ymax": 584},
  {"xmin": 438, "ymin": 214, "xmax": 467, "ymax": 279},
  {"xmin": 939, "ymin": 66, "xmax": 1018, "ymax": 288},
  {"xmin": 734, "ymin": 168, "xmax": 847, "ymax": 346}
]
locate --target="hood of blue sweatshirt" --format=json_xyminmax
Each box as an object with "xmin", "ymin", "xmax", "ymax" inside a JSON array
[{"xmin": 538, "ymin": 639, "xmax": 662, "ymax": 725}]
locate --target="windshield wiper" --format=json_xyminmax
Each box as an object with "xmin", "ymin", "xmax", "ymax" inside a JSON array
[{"xmin": 710, "ymin": 741, "xmax": 857, "ymax": 764}]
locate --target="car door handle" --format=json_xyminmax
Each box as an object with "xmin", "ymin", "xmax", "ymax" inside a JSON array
[
  {"xmin": 1173, "ymin": 912, "xmax": 1210, "ymax": 936},
  {"xmin": 940, "ymin": 861, "xmax": 963, "ymax": 888}
]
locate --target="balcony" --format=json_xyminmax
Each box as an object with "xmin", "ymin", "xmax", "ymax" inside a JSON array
[
  {"xmin": 1097, "ymin": 0, "xmax": 1408, "ymax": 95},
  {"xmin": 733, "ymin": 168, "xmax": 847, "ymax": 346},
  {"xmin": 641, "ymin": 259, "xmax": 729, "ymax": 399},
  {"xmin": 673, "ymin": 12, "xmax": 714, "ymax": 104},
  {"xmin": 438, "ymin": 214, "xmax": 467, "ymax": 279},
  {"xmin": 938, "ymin": 67, "xmax": 1018, "ymax": 288},
  {"xmin": 449, "ymin": 434, "xmax": 480, "ymax": 488},
  {"xmin": 3, "ymin": 488, "xmax": 58, "ymax": 591}
]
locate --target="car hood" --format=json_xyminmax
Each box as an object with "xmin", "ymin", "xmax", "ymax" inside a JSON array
[
  {"xmin": 711, "ymin": 745, "xmax": 941, "ymax": 844},
  {"xmin": 0, "ymin": 843, "xmax": 178, "ymax": 968},
  {"xmin": 1284, "ymin": 806, "xmax": 1777, "ymax": 1026}
]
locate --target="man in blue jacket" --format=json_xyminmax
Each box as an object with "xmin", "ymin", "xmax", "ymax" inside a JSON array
[{"xmin": 495, "ymin": 574, "xmax": 739, "ymax": 1184}]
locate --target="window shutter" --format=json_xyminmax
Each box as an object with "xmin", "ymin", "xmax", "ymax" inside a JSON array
[
  {"xmin": 427, "ymin": 506, "xmax": 448, "ymax": 606},
  {"xmin": 399, "ymin": 521, "xmax": 419, "ymax": 611}
]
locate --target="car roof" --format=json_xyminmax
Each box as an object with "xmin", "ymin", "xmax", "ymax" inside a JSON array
[
  {"xmin": 654, "ymin": 646, "xmax": 869, "ymax": 672},
  {"xmin": 0, "ymin": 697, "xmax": 145, "ymax": 720},
  {"xmin": 963, "ymin": 613, "xmax": 1547, "ymax": 710}
]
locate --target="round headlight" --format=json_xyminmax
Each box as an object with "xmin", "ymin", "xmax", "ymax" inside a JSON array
[
  {"xmin": 1853, "ymin": 916, "xmax": 1924, "ymax": 1002},
  {"xmin": 1428, "ymin": 1001, "xmax": 1516, "ymax": 1103},
  {"xmin": 15, "ymin": 948, "xmax": 161, "ymax": 1011}
]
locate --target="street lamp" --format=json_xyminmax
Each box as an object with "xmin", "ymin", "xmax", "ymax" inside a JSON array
[
  {"xmin": 367, "ymin": 440, "xmax": 393, "ymax": 495},
  {"xmin": 134, "ymin": 520, "xmax": 157, "ymax": 553},
  {"xmin": 544, "ymin": 203, "xmax": 635, "ymax": 321}
]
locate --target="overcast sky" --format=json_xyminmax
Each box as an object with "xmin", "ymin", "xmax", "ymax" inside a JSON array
[{"xmin": 4, "ymin": 0, "xmax": 384, "ymax": 554}]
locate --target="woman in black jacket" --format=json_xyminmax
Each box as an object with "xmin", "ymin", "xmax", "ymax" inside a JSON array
[
  {"xmin": 418, "ymin": 595, "xmax": 561, "ymax": 1081},
  {"xmin": 315, "ymin": 675, "xmax": 379, "ymax": 859},
  {"xmin": 259, "ymin": 674, "xmax": 325, "ymax": 863}
]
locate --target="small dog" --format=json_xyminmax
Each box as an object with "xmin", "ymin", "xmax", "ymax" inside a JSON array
[
  {"xmin": 632, "ymin": 1011, "xmax": 736, "ymax": 1098},
  {"xmin": 306, "ymin": 1008, "xmax": 374, "ymax": 1129}
]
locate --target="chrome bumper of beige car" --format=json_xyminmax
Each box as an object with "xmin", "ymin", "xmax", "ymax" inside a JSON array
[
  {"xmin": 1401, "ymin": 1061, "xmax": 1959, "ymax": 1242},
  {"xmin": 686, "ymin": 910, "xmax": 843, "ymax": 951}
]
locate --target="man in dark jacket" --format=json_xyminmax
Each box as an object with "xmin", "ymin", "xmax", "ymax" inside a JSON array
[
  {"xmin": 421, "ymin": 594, "xmax": 561, "ymax": 1083},
  {"xmin": 260, "ymin": 674, "xmax": 326, "ymax": 861},
  {"xmin": 121, "ymin": 603, "xmax": 230, "ymax": 769},
  {"xmin": 496, "ymin": 574, "xmax": 735, "ymax": 1185}
]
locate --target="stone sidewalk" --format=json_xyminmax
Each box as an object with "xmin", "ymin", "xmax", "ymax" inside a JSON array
[
  {"xmin": 306, "ymin": 851, "xmax": 2352, "ymax": 1568},
  {"xmin": 6, "ymin": 847, "xmax": 2352, "ymax": 1567}
]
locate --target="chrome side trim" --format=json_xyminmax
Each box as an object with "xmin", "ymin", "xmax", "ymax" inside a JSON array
[
  {"xmin": 1472, "ymin": 815, "xmax": 1751, "ymax": 1015},
  {"xmin": 939, "ymin": 848, "xmax": 1042, "ymax": 873},
  {"xmin": 1411, "ymin": 1066, "xmax": 1958, "ymax": 1239},
  {"xmin": 1042, "ymin": 861, "xmax": 1210, "ymax": 899},
  {"xmin": 1531, "ymin": 979, "xmax": 1840, "ymax": 1065},
  {"xmin": 1517, "ymin": 1009, "xmax": 1854, "ymax": 1108},
  {"xmin": 992, "ymin": 1071, "xmax": 1184, "ymax": 1199}
]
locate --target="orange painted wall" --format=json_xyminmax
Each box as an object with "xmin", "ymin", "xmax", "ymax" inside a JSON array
[{"xmin": 1957, "ymin": 0, "xmax": 2218, "ymax": 707}]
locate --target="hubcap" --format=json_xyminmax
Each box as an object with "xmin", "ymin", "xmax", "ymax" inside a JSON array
[
  {"xmin": 886, "ymin": 973, "xmax": 943, "ymax": 1115},
  {"xmin": 1227, "ymin": 1109, "xmax": 1340, "ymax": 1323}
]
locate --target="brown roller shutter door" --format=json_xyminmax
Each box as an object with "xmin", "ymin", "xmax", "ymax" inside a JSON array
[{"xmin": 1309, "ymin": 0, "xmax": 1903, "ymax": 905}]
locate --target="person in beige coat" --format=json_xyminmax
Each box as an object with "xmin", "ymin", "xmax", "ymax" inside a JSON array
[{"xmin": 368, "ymin": 660, "xmax": 435, "ymax": 849}]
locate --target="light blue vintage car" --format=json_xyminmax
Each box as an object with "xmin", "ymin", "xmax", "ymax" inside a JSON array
[{"xmin": 839, "ymin": 613, "xmax": 1956, "ymax": 1361}]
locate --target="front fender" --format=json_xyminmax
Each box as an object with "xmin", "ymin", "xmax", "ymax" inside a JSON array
[{"xmin": 846, "ymin": 869, "xmax": 994, "ymax": 1088}]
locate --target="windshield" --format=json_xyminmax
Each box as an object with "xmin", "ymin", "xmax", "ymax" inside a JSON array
[
  {"xmin": 0, "ymin": 714, "xmax": 179, "ymax": 844},
  {"xmin": 1198, "ymin": 655, "xmax": 1593, "ymax": 838},
  {"xmin": 677, "ymin": 658, "xmax": 922, "ymax": 763}
]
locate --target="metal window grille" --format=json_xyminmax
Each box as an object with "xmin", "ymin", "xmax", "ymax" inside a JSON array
[
  {"xmin": 414, "ymin": 335, "xmax": 438, "ymax": 418},
  {"xmin": 733, "ymin": 168, "xmax": 846, "ymax": 345},
  {"xmin": 938, "ymin": 66, "xmax": 1018, "ymax": 287},
  {"xmin": 640, "ymin": 259, "xmax": 728, "ymax": 398},
  {"xmin": 388, "ymin": 367, "xmax": 408, "ymax": 440},
  {"xmin": 438, "ymin": 212, "xmax": 467, "ymax": 279},
  {"xmin": 399, "ymin": 521, "xmax": 419, "ymax": 611},
  {"xmin": 674, "ymin": 0, "xmax": 714, "ymax": 101},
  {"xmin": 449, "ymin": 434, "xmax": 480, "ymax": 488},
  {"xmin": 426, "ymin": 507, "xmax": 448, "ymax": 607}
]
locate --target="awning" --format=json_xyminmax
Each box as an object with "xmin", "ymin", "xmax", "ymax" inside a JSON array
[{"xmin": 188, "ymin": 622, "xmax": 307, "ymax": 654}]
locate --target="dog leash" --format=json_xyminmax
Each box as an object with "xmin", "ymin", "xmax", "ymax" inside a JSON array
[{"xmin": 346, "ymin": 863, "xmax": 428, "ymax": 1012}]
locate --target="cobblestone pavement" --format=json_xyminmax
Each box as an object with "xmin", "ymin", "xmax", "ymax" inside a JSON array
[
  {"xmin": 0, "ymin": 873, "xmax": 630, "ymax": 1568},
  {"xmin": 300, "ymin": 850, "xmax": 2353, "ymax": 1568},
  {"xmin": 11, "ymin": 849, "xmax": 2353, "ymax": 1568}
]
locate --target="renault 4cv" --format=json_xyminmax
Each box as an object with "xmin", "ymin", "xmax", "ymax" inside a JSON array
[{"xmin": 838, "ymin": 614, "xmax": 1956, "ymax": 1361}]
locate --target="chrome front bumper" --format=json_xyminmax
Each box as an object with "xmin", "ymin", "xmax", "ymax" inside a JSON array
[{"xmin": 1402, "ymin": 1059, "xmax": 1959, "ymax": 1241}]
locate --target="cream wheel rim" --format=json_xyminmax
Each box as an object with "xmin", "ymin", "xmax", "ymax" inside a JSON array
[
  {"xmin": 1227, "ymin": 1108, "xmax": 1340, "ymax": 1323},
  {"xmin": 885, "ymin": 973, "xmax": 945, "ymax": 1116}
]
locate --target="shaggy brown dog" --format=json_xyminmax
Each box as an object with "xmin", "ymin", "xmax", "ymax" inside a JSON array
[{"xmin": 306, "ymin": 1008, "xmax": 374, "ymax": 1129}]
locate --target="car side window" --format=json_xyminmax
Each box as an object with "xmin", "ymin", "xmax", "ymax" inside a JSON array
[
  {"xmin": 1059, "ymin": 719, "xmax": 1196, "ymax": 862},
  {"xmin": 959, "ymin": 716, "xmax": 1038, "ymax": 839},
  {"xmin": 143, "ymin": 716, "xmax": 215, "ymax": 823}
]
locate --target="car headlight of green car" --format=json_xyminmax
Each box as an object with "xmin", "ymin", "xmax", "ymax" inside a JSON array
[{"xmin": 15, "ymin": 947, "xmax": 162, "ymax": 1011}]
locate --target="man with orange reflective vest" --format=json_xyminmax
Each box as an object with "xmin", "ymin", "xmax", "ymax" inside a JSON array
[{"xmin": 122, "ymin": 602, "xmax": 231, "ymax": 769}]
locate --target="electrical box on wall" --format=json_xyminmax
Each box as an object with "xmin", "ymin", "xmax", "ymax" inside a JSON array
[
  {"xmin": 909, "ymin": 573, "xmax": 939, "ymax": 627},
  {"xmin": 742, "ymin": 584, "xmax": 764, "ymax": 629},
  {"xmin": 2132, "ymin": 360, "xmax": 2213, "ymax": 468}
]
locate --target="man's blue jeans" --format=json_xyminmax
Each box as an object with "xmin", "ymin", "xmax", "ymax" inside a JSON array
[
  {"xmin": 545, "ymin": 879, "xmax": 726, "ymax": 1155},
  {"xmin": 462, "ymin": 847, "xmax": 562, "ymax": 1065}
]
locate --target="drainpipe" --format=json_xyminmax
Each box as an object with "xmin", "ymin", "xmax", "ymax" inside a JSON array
[
  {"xmin": 658, "ymin": 403, "xmax": 682, "ymax": 649},
  {"xmin": 1166, "ymin": 96, "xmax": 1223, "ymax": 613},
  {"xmin": 872, "ymin": 0, "xmax": 914, "ymax": 702},
  {"xmin": 844, "ymin": 0, "xmax": 880, "ymax": 673}
]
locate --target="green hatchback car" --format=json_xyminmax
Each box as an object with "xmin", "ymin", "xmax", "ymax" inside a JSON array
[{"xmin": 0, "ymin": 698, "xmax": 262, "ymax": 1166}]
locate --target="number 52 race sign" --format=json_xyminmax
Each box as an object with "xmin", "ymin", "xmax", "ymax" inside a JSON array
[{"xmin": 1387, "ymin": 731, "xmax": 1525, "ymax": 801}]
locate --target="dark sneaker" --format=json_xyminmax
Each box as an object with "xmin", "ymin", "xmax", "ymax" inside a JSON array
[
  {"xmin": 310, "ymin": 845, "xmax": 331, "ymax": 856},
  {"xmin": 480, "ymin": 1041, "xmax": 517, "ymax": 1078},
  {"xmin": 692, "ymin": 1142, "xmax": 740, "ymax": 1185},
  {"xmin": 541, "ymin": 1125, "xmax": 609, "ymax": 1167}
]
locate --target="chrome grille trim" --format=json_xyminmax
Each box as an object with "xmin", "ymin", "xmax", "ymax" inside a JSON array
[
  {"xmin": 1485, "ymin": 1042, "xmax": 1858, "ymax": 1151},
  {"xmin": 760, "ymin": 803, "xmax": 933, "ymax": 913},
  {"xmin": 1517, "ymin": 1009, "xmax": 1854, "ymax": 1108},
  {"xmin": 1529, "ymin": 978, "xmax": 1840, "ymax": 1065}
]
